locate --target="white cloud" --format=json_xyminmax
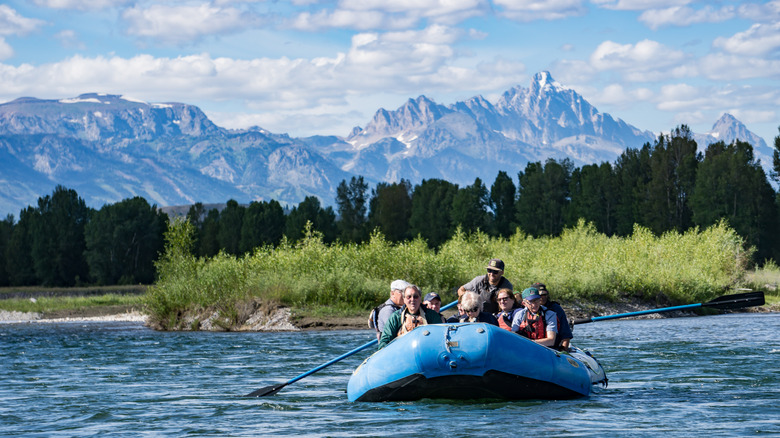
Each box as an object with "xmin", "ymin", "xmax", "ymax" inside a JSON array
[
  {"xmin": 32, "ymin": 0, "xmax": 133, "ymax": 10},
  {"xmin": 122, "ymin": 3, "xmax": 261, "ymax": 45},
  {"xmin": 290, "ymin": 0, "xmax": 487, "ymax": 31},
  {"xmin": 639, "ymin": 5, "xmax": 735, "ymax": 30},
  {"xmin": 0, "ymin": 5, "xmax": 46, "ymax": 36},
  {"xmin": 737, "ymin": 0, "xmax": 780, "ymax": 23},
  {"xmin": 55, "ymin": 29, "xmax": 86, "ymax": 50},
  {"xmin": 291, "ymin": 9, "xmax": 415, "ymax": 31},
  {"xmin": 589, "ymin": 39, "xmax": 690, "ymax": 81},
  {"xmin": 0, "ymin": 37, "xmax": 13, "ymax": 61},
  {"xmin": 657, "ymin": 82, "xmax": 779, "ymax": 117},
  {"xmin": 698, "ymin": 52, "xmax": 780, "ymax": 80},
  {"xmin": 713, "ymin": 23, "xmax": 780, "ymax": 57},
  {"xmin": 493, "ymin": 0, "xmax": 586, "ymax": 21},
  {"xmin": 596, "ymin": 83, "xmax": 653, "ymax": 106},
  {"xmin": 591, "ymin": 0, "xmax": 693, "ymax": 11}
]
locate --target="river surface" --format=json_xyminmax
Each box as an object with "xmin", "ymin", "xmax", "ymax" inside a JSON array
[{"xmin": 2, "ymin": 313, "xmax": 779, "ymax": 437}]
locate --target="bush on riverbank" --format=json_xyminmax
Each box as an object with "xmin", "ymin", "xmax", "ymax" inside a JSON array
[{"xmin": 144, "ymin": 218, "xmax": 752, "ymax": 329}]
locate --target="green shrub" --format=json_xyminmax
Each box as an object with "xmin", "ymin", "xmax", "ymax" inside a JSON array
[{"xmin": 145, "ymin": 218, "xmax": 751, "ymax": 328}]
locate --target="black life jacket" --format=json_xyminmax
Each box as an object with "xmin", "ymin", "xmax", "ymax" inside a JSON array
[{"xmin": 368, "ymin": 302, "xmax": 400, "ymax": 332}]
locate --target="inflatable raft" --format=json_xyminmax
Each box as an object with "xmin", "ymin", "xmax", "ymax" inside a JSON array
[{"xmin": 347, "ymin": 323, "xmax": 607, "ymax": 402}]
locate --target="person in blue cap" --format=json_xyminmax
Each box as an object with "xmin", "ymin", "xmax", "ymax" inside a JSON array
[
  {"xmin": 511, "ymin": 287, "xmax": 558, "ymax": 347},
  {"xmin": 533, "ymin": 282, "xmax": 572, "ymax": 351}
]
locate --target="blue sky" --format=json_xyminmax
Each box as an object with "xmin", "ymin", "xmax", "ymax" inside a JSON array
[{"xmin": 1, "ymin": 0, "xmax": 779, "ymax": 146}]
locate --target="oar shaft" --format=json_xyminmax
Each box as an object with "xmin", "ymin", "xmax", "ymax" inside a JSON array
[
  {"xmin": 587, "ymin": 303, "xmax": 702, "ymax": 322},
  {"xmin": 286, "ymin": 339, "xmax": 378, "ymax": 385}
]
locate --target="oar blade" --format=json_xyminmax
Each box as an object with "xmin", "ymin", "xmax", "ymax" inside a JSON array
[
  {"xmin": 244, "ymin": 383, "xmax": 287, "ymax": 398},
  {"xmin": 702, "ymin": 291, "xmax": 764, "ymax": 310}
]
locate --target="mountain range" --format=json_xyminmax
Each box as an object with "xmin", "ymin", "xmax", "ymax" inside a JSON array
[{"xmin": 0, "ymin": 71, "xmax": 773, "ymax": 217}]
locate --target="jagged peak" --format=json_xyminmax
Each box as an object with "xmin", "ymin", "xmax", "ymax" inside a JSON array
[
  {"xmin": 531, "ymin": 71, "xmax": 569, "ymax": 94},
  {"xmin": 712, "ymin": 113, "xmax": 739, "ymax": 127}
]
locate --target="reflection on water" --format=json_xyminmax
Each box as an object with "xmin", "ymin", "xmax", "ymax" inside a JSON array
[{"xmin": 1, "ymin": 313, "xmax": 779, "ymax": 436}]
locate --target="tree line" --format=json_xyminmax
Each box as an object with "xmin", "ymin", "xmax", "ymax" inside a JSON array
[{"xmin": 1, "ymin": 124, "xmax": 779, "ymax": 287}]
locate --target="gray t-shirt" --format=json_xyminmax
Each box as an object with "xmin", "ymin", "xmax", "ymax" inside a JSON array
[
  {"xmin": 376, "ymin": 298, "xmax": 401, "ymax": 333},
  {"xmin": 462, "ymin": 275, "xmax": 513, "ymax": 314}
]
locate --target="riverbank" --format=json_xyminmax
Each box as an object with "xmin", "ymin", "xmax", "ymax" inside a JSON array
[{"xmin": 2, "ymin": 295, "xmax": 776, "ymax": 330}]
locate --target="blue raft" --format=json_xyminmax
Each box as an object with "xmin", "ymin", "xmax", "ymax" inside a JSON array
[{"xmin": 347, "ymin": 323, "xmax": 607, "ymax": 402}]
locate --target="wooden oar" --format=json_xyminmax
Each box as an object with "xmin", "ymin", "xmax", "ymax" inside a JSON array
[
  {"xmin": 572, "ymin": 291, "xmax": 765, "ymax": 325},
  {"xmin": 244, "ymin": 298, "xmax": 458, "ymax": 397}
]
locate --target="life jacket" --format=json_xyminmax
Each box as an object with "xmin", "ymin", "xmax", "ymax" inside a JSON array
[
  {"xmin": 397, "ymin": 309, "xmax": 428, "ymax": 337},
  {"xmin": 496, "ymin": 310, "xmax": 514, "ymax": 331},
  {"xmin": 517, "ymin": 309, "xmax": 547, "ymax": 340}
]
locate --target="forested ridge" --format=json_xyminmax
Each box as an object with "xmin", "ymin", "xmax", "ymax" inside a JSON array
[{"xmin": 2, "ymin": 125, "xmax": 780, "ymax": 288}]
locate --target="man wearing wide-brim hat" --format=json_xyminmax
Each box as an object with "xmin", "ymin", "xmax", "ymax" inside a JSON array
[{"xmin": 457, "ymin": 258, "xmax": 513, "ymax": 314}]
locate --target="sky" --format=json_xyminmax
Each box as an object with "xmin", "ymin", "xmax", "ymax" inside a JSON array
[{"xmin": 1, "ymin": 0, "xmax": 779, "ymax": 146}]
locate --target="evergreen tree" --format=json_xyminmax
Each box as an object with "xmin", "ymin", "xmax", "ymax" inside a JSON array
[
  {"xmin": 0, "ymin": 215, "xmax": 13, "ymax": 286},
  {"xmin": 772, "ymin": 125, "xmax": 780, "ymax": 183},
  {"xmin": 199, "ymin": 208, "xmax": 221, "ymax": 257},
  {"xmin": 691, "ymin": 140, "xmax": 780, "ymax": 262},
  {"xmin": 451, "ymin": 177, "xmax": 490, "ymax": 234},
  {"xmin": 285, "ymin": 196, "xmax": 337, "ymax": 243},
  {"xmin": 489, "ymin": 171, "xmax": 516, "ymax": 238},
  {"xmin": 645, "ymin": 126, "xmax": 700, "ymax": 234},
  {"xmin": 5, "ymin": 207, "xmax": 36, "ymax": 285},
  {"xmin": 409, "ymin": 179, "xmax": 457, "ymax": 248},
  {"xmin": 240, "ymin": 200, "xmax": 285, "ymax": 253},
  {"xmin": 186, "ymin": 202, "xmax": 206, "ymax": 256},
  {"xmin": 30, "ymin": 186, "xmax": 91, "ymax": 286},
  {"xmin": 516, "ymin": 159, "xmax": 573, "ymax": 237},
  {"xmin": 336, "ymin": 176, "xmax": 369, "ymax": 243},
  {"xmin": 84, "ymin": 197, "xmax": 168, "ymax": 284},
  {"xmin": 569, "ymin": 162, "xmax": 618, "ymax": 235},
  {"xmin": 613, "ymin": 145, "xmax": 652, "ymax": 236},
  {"xmin": 217, "ymin": 200, "xmax": 244, "ymax": 255},
  {"xmin": 368, "ymin": 180, "xmax": 412, "ymax": 242}
]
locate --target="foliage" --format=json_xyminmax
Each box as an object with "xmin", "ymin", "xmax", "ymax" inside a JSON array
[
  {"xmin": 84, "ymin": 197, "xmax": 168, "ymax": 285},
  {"xmin": 409, "ymin": 179, "xmax": 458, "ymax": 248},
  {"xmin": 147, "ymin": 218, "xmax": 751, "ymax": 328},
  {"xmin": 30, "ymin": 186, "xmax": 91, "ymax": 286},
  {"xmin": 368, "ymin": 180, "xmax": 412, "ymax": 242},
  {"xmin": 336, "ymin": 176, "xmax": 369, "ymax": 243},
  {"xmin": 490, "ymin": 170, "xmax": 516, "ymax": 238}
]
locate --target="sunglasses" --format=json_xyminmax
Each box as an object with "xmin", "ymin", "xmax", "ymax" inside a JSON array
[
  {"xmin": 486, "ymin": 269, "xmax": 501, "ymax": 275},
  {"xmin": 405, "ymin": 295, "xmax": 421, "ymax": 300},
  {"xmin": 497, "ymin": 296, "xmax": 513, "ymax": 301},
  {"xmin": 465, "ymin": 307, "xmax": 480, "ymax": 313}
]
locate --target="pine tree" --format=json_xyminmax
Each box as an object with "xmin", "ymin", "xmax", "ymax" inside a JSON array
[
  {"xmin": 490, "ymin": 171, "xmax": 516, "ymax": 238},
  {"xmin": 368, "ymin": 180, "xmax": 412, "ymax": 242}
]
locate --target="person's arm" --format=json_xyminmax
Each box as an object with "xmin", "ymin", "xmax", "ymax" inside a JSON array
[
  {"xmin": 534, "ymin": 310, "xmax": 558, "ymax": 346},
  {"xmin": 535, "ymin": 331, "xmax": 557, "ymax": 347},
  {"xmin": 378, "ymin": 313, "xmax": 400, "ymax": 349},
  {"xmin": 458, "ymin": 276, "xmax": 479, "ymax": 297}
]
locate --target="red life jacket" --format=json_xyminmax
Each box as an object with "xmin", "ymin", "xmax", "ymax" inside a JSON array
[
  {"xmin": 496, "ymin": 310, "xmax": 514, "ymax": 331},
  {"xmin": 517, "ymin": 309, "xmax": 547, "ymax": 340}
]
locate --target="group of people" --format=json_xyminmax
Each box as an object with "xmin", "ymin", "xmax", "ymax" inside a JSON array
[{"xmin": 370, "ymin": 258, "xmax": 573, "ymax": 351}]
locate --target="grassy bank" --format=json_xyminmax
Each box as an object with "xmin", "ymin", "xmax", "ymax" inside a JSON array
[
  {"xmin": 0, "ymin": 292, "xmax": 144, "ymax": 314},
  {"xmin": 144, "ymin": 218, "xmax": 765, "ymax": 330}
]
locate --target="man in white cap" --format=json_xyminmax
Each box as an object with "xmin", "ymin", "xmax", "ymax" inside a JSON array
[{"xmin": 369, "ymin": 279, "xmax": 410, "ymax": 340}]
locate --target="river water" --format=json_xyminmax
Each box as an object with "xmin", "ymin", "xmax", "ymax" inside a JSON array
[{"xmin": 1, "ymin": 313, "xmax": 779, "ymax": 437}]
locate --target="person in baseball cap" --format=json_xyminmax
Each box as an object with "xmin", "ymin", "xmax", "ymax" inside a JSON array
[{"xmin": 456, "ymin": 258, "xmax": 513, "ymax": 314}]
